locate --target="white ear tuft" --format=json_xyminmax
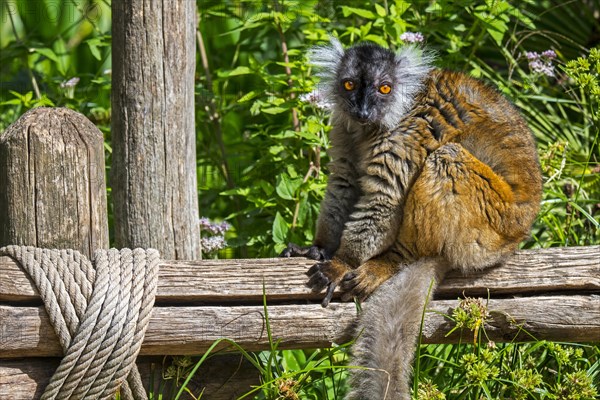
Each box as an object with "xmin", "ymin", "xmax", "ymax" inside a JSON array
[
  {"xmin": 395, "ymin": 45, "xmax": 435, "ymax": 75},
  {"xmin": 309, "ymin": 36, "xmax": 345, "ymax": 75},
  {"xmin": 307, "ymin": 36, "xmax": 345, "ymax": 109},
  {"xmin": 379, "ymin": 45, "xmax": 435, "ymax": 130}
]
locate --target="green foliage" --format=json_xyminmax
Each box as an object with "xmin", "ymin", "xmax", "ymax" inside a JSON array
[
  {"xmin": 1, "ymin": 1, "xmax": 599, "ymax": 399},
  {"xmin": 0, "ymin": 0, "xmax": 113, "ymax": 147},
  {"xmin": 415, "ymin": 300, "xmax": 599, "ymax": 400},
  {"xmin": 193, "ymin": 0, "xmax": 599, "ymax": 255}
]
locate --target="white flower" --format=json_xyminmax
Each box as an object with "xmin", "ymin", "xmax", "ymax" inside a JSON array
[
  {"xmin": 299, "ymin": 88, "xmax": 333, "ymax": 110},
  {"xmin": 201, "ymin": 236, "xmax": 227, "ymax": 253},
  {"xmin": 60, "ymin": 77, "xmax": 80, "ymax": 88},
  {"xmin": 400, "ymin": 32, "xmax": 424, "ymax": 44}
]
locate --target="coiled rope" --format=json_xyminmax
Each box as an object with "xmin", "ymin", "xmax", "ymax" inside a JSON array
[{"xmin": 0, "ymin": 246, "xmax": 160, "ymax": 400}]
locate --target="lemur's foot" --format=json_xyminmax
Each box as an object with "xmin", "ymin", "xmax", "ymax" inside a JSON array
[
  {"xmin": 279, "ymin": 243, "xmax": 329, "ymax": 261},
  {"xmin": 306, "ymin": 257, "xmax": 352, "ymax": 307},
  {"xmin": 339, "ymin": 259, "xmax": 401, "ymax": 302}
]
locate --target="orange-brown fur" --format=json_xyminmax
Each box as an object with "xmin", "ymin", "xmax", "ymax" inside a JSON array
[{"xmin": 312, "ymin": 70, "xmax": 541, "ymax": 294}]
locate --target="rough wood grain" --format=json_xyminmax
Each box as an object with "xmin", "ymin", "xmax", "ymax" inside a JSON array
[
  {"xmin": 111, "ymin": 0, "xmax": 199, "ymax": 259},
  {"xmin": 2, "ymin": 295, "xmax": 598, "ymax": 358},
  {"xmin": 0, "ymin": 107, "xmax": 109, "ymax": 257},
  {"xmin": 1, "ymin": 246, "xmax": 598, "ymax": 303},
  {"xmin": 0, "ymin": 356, "xmax": 259, "ymax": 400}
]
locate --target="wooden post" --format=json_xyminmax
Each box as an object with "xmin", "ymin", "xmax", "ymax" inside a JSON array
[
  {"xmin": 111, "ymin": 1, "xmax": 258, "ymax": 396},
  {"xmin": 111, "ymin": 0, "xmax": 200, "ymax": 259},
  {"xmin": 0, "ymin": 106, "xmax": 109, "ymax": 398},
  {"xmin": 0, "ymin": 107, "xmax": 109, "ymax": 256}
]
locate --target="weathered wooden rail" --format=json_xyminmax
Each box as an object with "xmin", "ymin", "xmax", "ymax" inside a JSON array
[
  {"xmin": 2, "ymin": 246, "xmax": 599, "ymax": 357},
  {"xmin": 2, "ymin": 246, "xmax": 598, "ymax": 398}
]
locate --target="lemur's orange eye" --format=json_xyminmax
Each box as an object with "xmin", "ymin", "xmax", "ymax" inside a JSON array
[
  {"xmin": 379, "ymin": 84, "xmax": 392, "ymax": 94},
  {"xmin": 343, "ymin": 80, "xmax": 355, "ymax": 91}
]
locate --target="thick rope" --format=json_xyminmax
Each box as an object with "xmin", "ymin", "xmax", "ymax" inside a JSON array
[{"xmin": 0, "ymin": 246, "xmax": 160, "ymax": 400}]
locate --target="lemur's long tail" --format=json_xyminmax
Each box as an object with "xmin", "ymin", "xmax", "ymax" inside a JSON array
[{"xmin": 346, "ymin": 258, "xmax": 448, "ymax": 400}]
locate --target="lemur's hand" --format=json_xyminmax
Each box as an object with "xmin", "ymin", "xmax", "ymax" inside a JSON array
[
  {"xmin": 306, "ymin": 257, "xmax": 353, "ymax": 307},
  {"xmin": 279, "ymin": 243, "xmax": 330, "ymax": 261}
]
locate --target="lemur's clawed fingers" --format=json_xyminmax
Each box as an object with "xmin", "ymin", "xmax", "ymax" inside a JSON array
[
  {"xmin": 306, "ymin": 262, "xmax": 331, "ymax": 292},
  {"xmin": 305, "ymin": 257, "xmax": 352, "ymax": 307},
  {"xmin": 280, "ymin": 243, "xmax": 329, "ymax": 261},
  {"xmin": 322, "ymin": 281, "xmax": 337, "ymax": 307},
  {"xmin": 340, "ymin": 271, "xmax": 371, "ymax": 302},
  {"xmin": 340, "ymin": 264, "xmax": 393, "ymax": 302}
]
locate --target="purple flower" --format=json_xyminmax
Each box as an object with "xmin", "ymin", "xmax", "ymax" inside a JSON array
[
  {"xmin": 529, "ymin": 59, "xmax": 555, "ymax": 77},
  {"xmin": 541, "ymin": 49, "xmax": 557, "ymax": 59},
  {"xmin": 524, "ymin": 50, "xmax": 556, "ymax": 77},
  {"xmin": 201, "ymin": 236, "xmax": 227, "ymax": 253},
  {"xmin": 400, "ymin": 31, "xmax": 424, "ymax": 44},
  {"xmin": 525, "ymin": 51, "xmax": 540, "ymax": 60},
  {"xmin": 199, "ymin": 217, "xmax": 230, "ymax": 235},
  {"xmin": 199, "ymin": 217, "xmax": 230, "ymax": 254}
]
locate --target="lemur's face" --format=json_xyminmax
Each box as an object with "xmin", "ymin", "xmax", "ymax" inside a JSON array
[{"xmin": 335, "ymin": 43, "xmax": 399, "ymax": 126}]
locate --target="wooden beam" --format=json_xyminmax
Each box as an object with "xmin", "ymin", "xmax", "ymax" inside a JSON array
[
  {"xmin": 1, "ymin": 294, "xmax": 598, "ymax": 358},
  {"xmin": 1, "ymin": 245, "xmax": 598, "ymax": 396},
  {"xmin": 111, "ymin": 0, "xmax": 199, "ymax": 258},
  {"xmin": 1, "ymin": 246, "xmax": 598, "ymax": 303},
  {"xmin": 0, "ymin": 356, "xmax": 260, "ymax": 400}
]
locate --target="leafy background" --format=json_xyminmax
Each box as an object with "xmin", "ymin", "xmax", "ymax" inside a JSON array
[{"xmin": 1, "ymin": 0, "xmax": 598, "ymax": 399}]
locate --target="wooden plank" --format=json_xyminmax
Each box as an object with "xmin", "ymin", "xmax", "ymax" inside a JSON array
[
  {"xmin": 0, "ymin": 359, "xmax": 54, "ymax": 400},
  {"xmin": 0, "ymin": 356, "xmax": 260, "ymax": 400},
  {"xmin": 2, "ymin": 295, "xmax": 598, "ymax": 358},
  {"xmin": 1, "ymin": 246, "xmax": 598, "ymax": 303}
]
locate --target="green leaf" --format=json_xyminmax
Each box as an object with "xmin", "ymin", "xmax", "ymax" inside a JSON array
[
  {"xmin": 272, "ymin": 212, "xmax": 289, "ymax": 244},
  {"xmin": 218, "ymin": 66, "xmax": 252, "ymax": 77},
  {"xmin": 276, "ymin": 174, "xmax": 296, "ymax": 200},
  {"xmin": 86, "ymin": 38, "xmax": 106, "ymax": 60},
  {"xmin": 295, "ymin": 130, "xmax": 321, "ymax": 142},
  {"xmin": 32, "ymin": 47, "xmax": 59, "ymax": 63},
  {"xmin": 269, "ymin": 145, "xmax": 285, "ymax": 155},
  {"xmin": 220, "ymin": 187, "xmax": 250, "ymax": 196},
  {"xmin": 341, "ymin": 6, "xmax": 376, "ymax": 19},
  {"xmin": 296, "ymin": 194, "xmax": 310, "ymax": 226},
  {"xmin": 237, "ymin": 90, "xmax": 259, "ymax": 103},
  {"xmin": 282, "ymin": 349, "xmax": 305, "ymax": 371},
  {"xmin": 393, "ymin": 1, "xmax": 411, "ymax": 17},
  {"xmin": 0, "ymin": 99, "xmax": 23, "ymax": 106},
  {"xmin": 33, "ymin": 95, "xmax": 55, "ymax": 107},
  {"xmin": 364, "ymin": 35, "xmax": 388, "ymax": 47},
  {"xmin": 375, "ymin": 3, "xmax": 387, "ymax": 17},
  {"xmin": 261, "ymin": 106, "xmax": 288, "ymax": 115},
  {"xmin": 569, "ymin": 202, "xmax": 600, "ymax": 227}
]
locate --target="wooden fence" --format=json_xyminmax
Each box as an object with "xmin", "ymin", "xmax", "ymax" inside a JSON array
[{"xmin": 1, "ymin": 246, "xmax": 599, "ymax": 398}]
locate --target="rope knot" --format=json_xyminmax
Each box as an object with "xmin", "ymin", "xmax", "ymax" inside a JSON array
[{"xmin": 0, "ymin": 246, "xmax": 160, "ymax": 400}]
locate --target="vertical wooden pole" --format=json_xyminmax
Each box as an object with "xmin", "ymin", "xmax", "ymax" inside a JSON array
[
  {"xmin": 111, "ymin": 0, "xmax": 200, "ymax": 259},
  {"xmin": 0, "ymin": 106, "xmax": 109, "ymax": 397},
  {"xmin": 0, "ymin": 107, "xmax": 109, "ymax": 256}
]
